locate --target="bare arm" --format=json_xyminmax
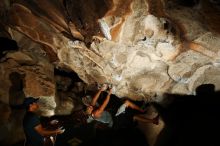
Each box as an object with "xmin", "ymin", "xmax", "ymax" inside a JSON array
[
  {"xmin": 34, "ymin": 124, "xmax": 64, "ymax": 137},
  {"xmin": 94, "ymin": 89, "xmax": 112, "ymax": 117},
  {"xmin": 91, "ymin": 84, "xmax": 107, "ymax": 106}
]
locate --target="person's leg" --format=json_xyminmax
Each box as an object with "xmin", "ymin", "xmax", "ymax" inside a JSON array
[
  {"xmin": 133, "ymin": 114, "xmax": 159, "ymax": 125},
  {"xmin": 91, "ymin": 84, "xmax": 107, "ymax": 106},
  {"xmin": 124, "ymin": 100, "xmax": 145, "ymax": 113},
  {"xmin": 115, "ymin": 100, "xmax": 145, "ymax": 116}
]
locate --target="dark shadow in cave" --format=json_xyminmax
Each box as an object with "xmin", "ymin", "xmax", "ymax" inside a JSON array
[
  {"xmin": 54, "ymin": 68, "xmax": 83, "ymax": 91},
  {"xmin": 40, "ymin": 93, "xmax": 148, "ymax": 146},
  {"xmin": 175, "ymin": 0, "xmax": 200, "ymax": 7},
  {"xmin": 8, "ymin": 72, "xmax": 26, "ymax": 122},
  {"xmin": 0, "ymin": 37, "xmax": 19, "ymax": 59},
  {"xmin": 43, "ymin": 84, "xmax": 220, "ymax": 146},
  {"xmin": 9, "ymin": 72, "xmax": 26, "ymax": 106},
  {"xmin": 54, "ymin": 68, "xmax": 82, "ymax": 82},
  {"xmin": 153, "ymin": 84, "xmax": 220, "ymax": 146},
  {"xmin": 7, "ymin": 72, "xmax": 26, "ymax": 146},
  {"xmin": 54, "ymin": 68, "xmax": 86, "ymax": 107},
  {"xmin": 11, "ymin": 82, "xmax": 220, "ymax": 146},
  {"xmin": 63, "ymin": 0, "xmax": 113, "ymax": 46}
]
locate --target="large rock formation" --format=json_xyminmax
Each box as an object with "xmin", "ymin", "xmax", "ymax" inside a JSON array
[
  {"xmin": 0, "ymin": 0, "xmax": 220, "ymax": 145},
  {"xmin": 2, "ymin": 0, "xmax": 220, "ymax": 100}
]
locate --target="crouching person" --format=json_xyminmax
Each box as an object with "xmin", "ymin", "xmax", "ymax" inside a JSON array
[{"xmin": 22, "ymin": 97, "xmax": 65, "ymax": 146}]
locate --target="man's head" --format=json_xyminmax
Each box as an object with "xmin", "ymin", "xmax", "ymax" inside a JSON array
[{"xmin": 23, "ymin": 97, "xmax": 39, "ymax": 111}]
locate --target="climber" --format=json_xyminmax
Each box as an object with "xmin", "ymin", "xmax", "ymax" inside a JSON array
[
  {"xmin": 82, "ymin": 84, "xmax": 159, "ymax": 128},
  {"xmin": 83, "ymin": 84, "xmax": 113, "ymax": 127},
  {"xmin": 114, "ymin": 99, "xmax": 159, "ymax": 126},
  {"xmin": 22, "ymin": 97, "xmax": 65, "ymax": 146}
]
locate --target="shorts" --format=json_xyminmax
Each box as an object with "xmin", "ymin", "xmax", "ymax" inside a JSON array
[{"xmin": 115, "ymin": 103, "xmax": 127, "ymax": 116}]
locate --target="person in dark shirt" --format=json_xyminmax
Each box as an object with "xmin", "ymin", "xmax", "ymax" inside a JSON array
[{"xmin": 22, "ymin": 97, "xmax": 65, "ymax": 146}]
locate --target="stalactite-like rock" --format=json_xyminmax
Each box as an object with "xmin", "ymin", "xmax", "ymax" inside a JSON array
[
  {"xmin": 1, "ymin": 0, "xmax": 220, "ymax": 145},
  {"xmin": 0, "ymin": 0, "xmax": 219, "ymax": 102}
]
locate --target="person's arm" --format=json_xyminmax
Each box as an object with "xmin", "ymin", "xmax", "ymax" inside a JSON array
[
  {"xmin": 94, "ymin": 88, "xmax": 112, "ymax": 117},
  {"xmin": 91, "ymin": 84, "xmax": 107, "ymax": 106},
  {"xmin": 34, "ymin": 124, "xmax": 64, "ymax": 137}
]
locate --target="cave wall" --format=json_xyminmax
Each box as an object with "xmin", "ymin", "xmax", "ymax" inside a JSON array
[
  {"xmin": 0, "ymin": 0, "xmax": 220, "ymax": 145},
  {"xmin": 0, "ymin": 0, "xmax": 220, "ymax": 110}
]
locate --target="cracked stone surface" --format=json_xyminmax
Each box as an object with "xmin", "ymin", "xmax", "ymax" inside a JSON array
[
  {"xmin": 0, "ymin": 0, "xmax": 220, "ymax": 145},
  {"xmin": 1, "ymin": 0, "xmax": 219, "ymax": 102}
]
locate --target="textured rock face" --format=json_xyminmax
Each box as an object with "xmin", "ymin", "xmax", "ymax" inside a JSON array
[
  {"xmin": 0, "ymin": 0, "xmax": 220, "ymax": 103},
  {"xmin": 0, "ymin": 0, "xmax": 220, "ymax": 145}
]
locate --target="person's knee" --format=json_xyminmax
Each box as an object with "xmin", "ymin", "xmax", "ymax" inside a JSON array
[{"xmin": 124, "ymin": 100, "xmax": 130, "ymax": 106}]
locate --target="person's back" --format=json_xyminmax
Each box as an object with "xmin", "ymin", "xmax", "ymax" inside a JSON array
[
  {"xmin": 23, "ymin": 111, "xmax": 44, "ymax": 146},
  {"xmin": 87, "ymin": 110, "xmax": 113, "ymax": 127}
]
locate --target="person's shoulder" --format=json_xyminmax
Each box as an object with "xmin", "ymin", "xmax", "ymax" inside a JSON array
[{"xmin": 25, "ymin": 112, "xmax": 40, "ymax": 122}]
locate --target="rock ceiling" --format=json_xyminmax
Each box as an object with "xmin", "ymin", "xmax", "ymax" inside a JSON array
[
  {"xmin": 1, "ymin": 0, "xmax": 220, "ymax": 145},
  {"xmin": 0, "ymin": 0, "xmax": 220, "ymax": 114}
]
